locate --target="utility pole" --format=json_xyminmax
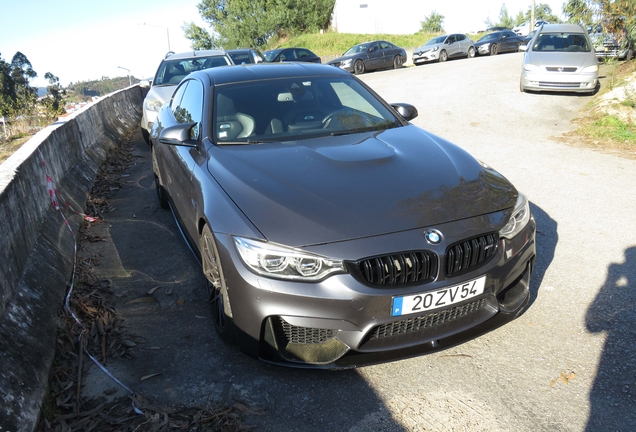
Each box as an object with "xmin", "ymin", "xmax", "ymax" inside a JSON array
[{"xmin": 531, "ymin": 0, "xmax": 536, "ymax": 30}]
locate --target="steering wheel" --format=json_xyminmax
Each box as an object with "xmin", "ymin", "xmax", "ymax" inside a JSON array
[{"xmin": 322, "ymin": 109, "xmax": 357, "ymax": 129}]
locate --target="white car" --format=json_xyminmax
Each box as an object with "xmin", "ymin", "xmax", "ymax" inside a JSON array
[
  {"xmin": 140, "ymin": 50, "xmax": 233, "ymax": 143},
  {"xmin": 520, "ymin": 24, "xmax": 599, "ymax": 93},
  {"xmin": 513, "ymin": 20, "xmax": 549, "ymax": 36},
  {"xmin": 412, "ymin": 34, "xmax": 475, "ymax": 65}
]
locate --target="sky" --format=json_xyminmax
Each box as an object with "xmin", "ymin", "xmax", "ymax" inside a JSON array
[{"xmin": 0, "ymin": 0, "xmax": 567, "ymax": 88}]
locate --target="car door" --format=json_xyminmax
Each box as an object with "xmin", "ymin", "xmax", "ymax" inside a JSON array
[
  {"xmin": 502, "ymin": 31, "xmax": 518, "ymax": 52},
  {"xmin": 378, "ymin": 41, "xmax": 395, "ymax": 67},
  {"xmin": 161, "ymin": 79, "xmax": 204, "ymax": 242},
  {"xmin": 366, "ymin": 42, "xmax": 383, "ymax": 70},
  {"xmin": 446, "ymin": 35, "xmax": 459, "ymax": 57},
  {"xmin": 456, "ymin": 34, "xmax": 468, "ymax": 55}
]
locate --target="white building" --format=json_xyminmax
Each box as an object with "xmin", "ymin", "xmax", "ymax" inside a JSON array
[{"xmin": 331, "ymin": 0, "xmax": 429, "ymax": 35}]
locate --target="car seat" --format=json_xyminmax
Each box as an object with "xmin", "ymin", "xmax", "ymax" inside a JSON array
[{"xmin": 215, "ymin": 93, "xmax": 255, "ymax": 141}]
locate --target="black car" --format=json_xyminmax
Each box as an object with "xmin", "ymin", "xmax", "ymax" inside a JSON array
[
  {"xmin": 227, "ymin": 48, "xmax": 265, "ymax": 64},
  {"xmin": 263, "ymin": 47, "xmax": 321, "ymax": 63},
  {"xmin": 150, "ymin": 63, "xmax": 536, "ymax": 368},
  {"xmin": 328, "ymin": 40, "xmax": 407, "ymax": 74},
  {"xmin": 475, "ymin": 30, "xmax": 525, "ymax": 55}
]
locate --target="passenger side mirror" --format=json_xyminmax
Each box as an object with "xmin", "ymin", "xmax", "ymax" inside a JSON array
[
  {"xmin": 139, "ymin": 80, "xmax": 151, "ymax": 88},
  {"xmin": 391, "ymin": 103, "xmax": 418, "ymax": 121}
]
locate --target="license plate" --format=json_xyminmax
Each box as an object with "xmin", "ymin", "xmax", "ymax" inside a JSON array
[{"xmin": 391, "ymin": 276, "xmax": 486, "ymax": 317}]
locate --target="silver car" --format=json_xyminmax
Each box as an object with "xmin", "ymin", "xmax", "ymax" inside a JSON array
[
  {"xmin": 520, "ymin": 24, "xmax": 599, "ymax": 93},
  {"xmin": 140, "ymin": 50, "xmax": 233, "ymax": 143},
  {"xmin": 412, "ymin": 34, "xmax": 475, "ymax": 64}
]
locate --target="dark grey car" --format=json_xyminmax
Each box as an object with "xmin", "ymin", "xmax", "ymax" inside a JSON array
[
  {"xmin": 328, "ymin": 40, "xmax": 407, "ymax": 74},
  {"xmin": 475, "ymin": 30, "xmax": 525, "ymax": 55},
  {"xmin": 150, "ymin": 63, "xmax": 536, "ymax": 368}
]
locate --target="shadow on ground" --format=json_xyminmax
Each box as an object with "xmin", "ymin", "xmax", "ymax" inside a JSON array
[{"xmin": 585, "ymin": 246, "xmax": 636, "ymax": 431}]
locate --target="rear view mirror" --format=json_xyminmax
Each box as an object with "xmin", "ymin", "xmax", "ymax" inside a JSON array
[{"xmin": 159, "ymin": 122, "xmax": 198, "ymax": 147}]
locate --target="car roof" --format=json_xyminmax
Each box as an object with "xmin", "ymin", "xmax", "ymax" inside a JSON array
[
  {"xmin": 538, "ymin": 24, "xmax": 586, "ymax": 33},
  {"xmin": 164, "ymin": 49, "xmax": 228, "ymax": 60},
  {"xmin": 191, "ymin": 62, "xmax": 350, "ymax": 86}
]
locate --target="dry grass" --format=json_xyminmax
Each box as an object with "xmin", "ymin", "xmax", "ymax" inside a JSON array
[{"xmin": 562, "ymin": 60, "xmax": 636, "ymax": 159}]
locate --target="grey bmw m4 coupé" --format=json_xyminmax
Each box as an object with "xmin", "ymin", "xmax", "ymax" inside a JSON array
[{"xmin": 150, "ymin": 62, "xmax": 536, "ymax": 368}]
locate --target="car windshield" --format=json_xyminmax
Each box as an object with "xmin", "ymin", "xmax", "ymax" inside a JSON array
[
  {"xmin": 426, "ymin": 36, "xmax": 447, "ymax": 45},
  {"xmin": 533, "ymin": 32, "xmax": 591, "ymax": 52},
  {"xmin": 478, "ymin": 33, "xmax": 499, "ymax": 42},
  {"xmin": 344, "ymin": 44, "xmax": 370, "ymax": 55},
  {"xmin": 154, "ymin": 55, "xmax": 231, "ymax": 86},
  {"xmin": 212, "ymin": 75, "xmax": 402, "ymax": 144}
]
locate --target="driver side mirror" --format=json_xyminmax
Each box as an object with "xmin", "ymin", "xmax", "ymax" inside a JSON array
[
  {"xmin": 139, "ymin": 80, "xmax": 151, "ymax": 88},
  {"xmin": 159, "ymin": 122, "xmax": 198, "ymax": 147}
]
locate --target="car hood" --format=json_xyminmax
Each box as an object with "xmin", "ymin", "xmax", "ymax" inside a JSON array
[
  {"xmin": 526, "ymin": 51, "xmax": 597, "ymax": 68},
  {"xmin": 475, "ymin": 39, "xmax": 498, "ymax": 47},
  {"xmin": 415, "ymin": 44, "xmax": 442, "ymax": 53},
  {"xmin": 207, "ymin": 126, "xmax": 517, "ymax": 247},
  {"xmin": 328, "ymin": 53, "xmax": 361, "ymax": 64},
  {"xmin": 146, "ymin": 84, "xmax": 176, "ymax": 105}
]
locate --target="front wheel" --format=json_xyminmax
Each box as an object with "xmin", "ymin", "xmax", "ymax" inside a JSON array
[
  {"xmin": 151, "ymin": 146, "xmax": 169, "ymax": 209},
  {"xmin": 201, "ymin": 224, "xmax": 236, "ymax": 343},
  {"xmin": 467, "ymin": 47, "xmax": 476, "ymax": 58},
  {"xmin": 439, "ymin": 50, "xmax": 448, "ymax": 62},
  {"xmin": 490, "ymin": 44, "xmax": 498, "ymax": 56},
  {"xmin": 393, "ymin": 55, "xmax": 403, "ymax": 69},
  {"xmin": 354, "ymin": 59, "xmax": 365, "ymax": 75}
]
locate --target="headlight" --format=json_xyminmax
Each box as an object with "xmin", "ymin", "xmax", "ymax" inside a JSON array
[
  {"xmin": 144, "ymin": 98, "xmax": 163, "ymax": 112},
  {"xmin": 431, "ymin": 46, "xmax": 439, "ymax": 52},
  {"xmin": 499, "ymin": 193, "xmax": 531, "ymax": 240},
  {"xmin": 234, "ymin": 237, "xmax": 345, "ymax": 281},
  {"xmin": 341, "ymin": 59, "xmax": 352, "ymax": 67},
  {"xmin": 581, "ymin": 65, "xmax": 599, "ymax": 73},
  {"xmin": 523, "ymin": 63, "xmax": 540, "ymax": 71}
]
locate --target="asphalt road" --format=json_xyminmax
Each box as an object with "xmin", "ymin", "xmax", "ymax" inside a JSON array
[{"xmin": 82, "ymin": 53, "xmax": 636, "ymax": 431}]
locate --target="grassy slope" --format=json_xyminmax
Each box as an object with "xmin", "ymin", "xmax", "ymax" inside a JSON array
[{"xmin": 269, "ymin": 31, "xmax": 486, "ymax": 57}]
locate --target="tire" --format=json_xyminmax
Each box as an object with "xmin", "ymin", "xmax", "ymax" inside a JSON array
[
  {"xmin": 439, "ymin": 50, "xmax": 448, "ymax": 62},
  {"xmin": 151, "ymin": 146, "xmax": 169, "ymax": 209},
  {"xmin": 520, "ymin": 79, "xmax": 525, "ymax": 93},
  {"xmin": 201, "ymin": 224, "xmax": 236, "ymax": 343},
  {"xmin": 490, "ymin": 44, "xmax": 498, "ymax": 56},
  {"xmin": 393, "ymin": 55, "xmax": 403, "ymax": 69},
  {"xmin": 354, "ymin": 59, "xmax": 365, "ymax": 75},
  {"xmin": 467, "ymin": 46, "xmax": 475, "ymax": 58},
  {"xmin": 141, "ymin": 128, "xmax": 150, "ymax": 144}
]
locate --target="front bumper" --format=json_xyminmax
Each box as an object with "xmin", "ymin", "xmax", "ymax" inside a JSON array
[
  {"xmin": 412, "ymin": 51, "xmax": 438, "ymax": 64},
  {"xmin": 521, "ymin": 70, "xmax": 598, "ymax": 93},
  {"xmin": 216, "ymin": 211, "xmax": 536, "ymax": 369},
  {"xmin": 329, "ymin": 62, "xmax": 354, "ymax": 73},
  {"xmin": 595, "ymin": 47, "xmax": 630, "ymax": 59},
  {"xmin": 477, "ymin": 45, "xmax": 491, "ymax": 55}
]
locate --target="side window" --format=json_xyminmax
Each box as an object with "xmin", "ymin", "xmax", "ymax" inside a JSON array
[
  {"xmin": 297, "ymin": 49, "xmax": 310, "ymax": 58},
  {"xmin": 170, "ymin": 81, "xmax": 188, "ymax": 114},
  {"xmin": 172, "ymin": 80, "xmax": 203, "ymax": 140},
  {"xmin": 447, "ymin": 35, "xmax": 456, "ymax": 44},
  {"xmin": 457, "ymin": 34, "xmax": 465, "ymax": 42},
  {"xmin": 369, "ymin": 43, "xmax": 379, "ymax": 52}
]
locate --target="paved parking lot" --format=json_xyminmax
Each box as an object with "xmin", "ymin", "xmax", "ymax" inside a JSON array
[{"xmin": 82, "ymin": 53, "xmax": 636, "ymax": 431}]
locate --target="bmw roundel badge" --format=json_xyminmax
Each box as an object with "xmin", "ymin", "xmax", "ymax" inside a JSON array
[{"xmin": 424, "ymin": 229, "xmax": 442, "ymax": 245}]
